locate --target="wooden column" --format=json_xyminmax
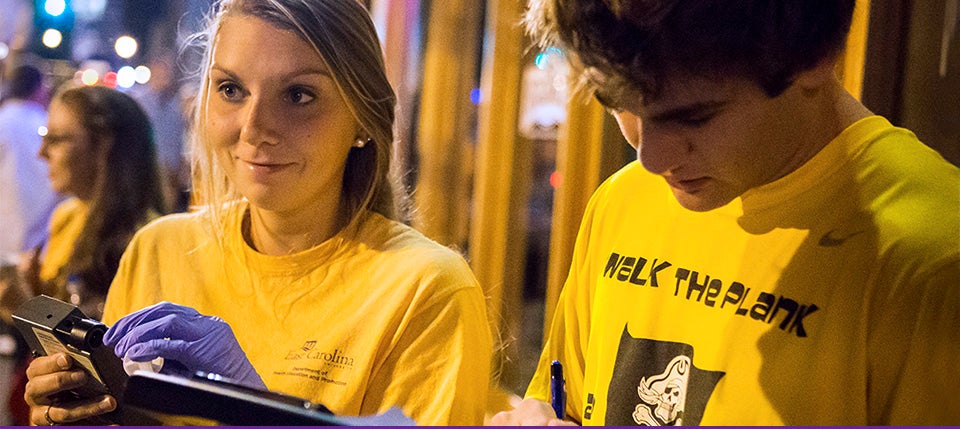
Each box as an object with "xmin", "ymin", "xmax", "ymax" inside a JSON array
[
  {"xmin": 372, "ymin": 0, "xmax": 423, "ymax": 195},
  {"xmin": 469, "ymin": 0, "xmax": 528, "ymax": 386},
  {"xmin": 841, "ymin": 0, "xmax": 872, "ymax": 98},
  {"xmin": 542, "ymin": 94, "xmax": 630, "ymax": 337},
  {"xmin": 412, "ymin": 0, "xmax": 483, "ymax": 247}
]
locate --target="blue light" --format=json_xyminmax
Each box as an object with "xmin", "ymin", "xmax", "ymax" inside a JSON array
[
  {"xmin": 470, "ymin": 88, "xmax": 482, "ymax": 105},
  {"xmin": 536, "ymin": 47, "xmax": 565, "ymax": 70},
  {"xmin": 44, "ymin": 0, "xmax": 67, "ymax": 17},
  {"xmin": 535, "ymin": 52, "xmax": 547, "ymax": 70}
]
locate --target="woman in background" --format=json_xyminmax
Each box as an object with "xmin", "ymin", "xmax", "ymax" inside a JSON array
[
  {"xmin": 0, "ymin": 83, "xmax": 164, "ymax": 320},
  {"xmin": 2, "ymin": 83, "xmax": 164, "ymax": 425},
  {"xmin": 24, "ymin": 0, "xmax": 492, "ymax": 425},
  {"xmin": 32, "ymin": 84, "xmax": 166, "ymax": 318}
]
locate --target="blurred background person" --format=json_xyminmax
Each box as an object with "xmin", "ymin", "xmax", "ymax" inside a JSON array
[
  {"xmin": 0, "ymin": 63, "xmax": 61, "ymax": 427},
  {"xmin": 29, "ymin": 83, "xmax": 165, "ymax": 318},
  {"xmin": 1, "ymin": 84, "xmax": 164, "ymax": 424},
  {"xmin": 0, "ymin": 64, "xmax": 61, "ymax": 314},
  {"xmin": 131, "ymin": 32, "xmax": 191, "ymax": 213}
]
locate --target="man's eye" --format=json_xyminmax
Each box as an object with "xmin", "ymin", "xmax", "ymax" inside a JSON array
[
  {"xmin": 593, "ymin": 92, "xmax": 623, "ymax": 113},
  {"xmin": 217, "ymin": 82, "xmax": 243, "ymax": 101},
  {"xmin": 677, "ymin": 115, "xmax": 713, "ymax": 127},
  {"xmin": 287, "ymin": 88, "xmax": 316, "ymax": 105}
]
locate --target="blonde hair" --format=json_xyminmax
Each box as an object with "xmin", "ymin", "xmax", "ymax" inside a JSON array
[{"xmin": 187, "ymin": 0, "xmax": 405, "ymax": 239}]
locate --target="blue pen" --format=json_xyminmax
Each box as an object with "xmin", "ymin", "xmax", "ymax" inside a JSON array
[{"xmin": 550, "ymin": 360, "xmax": 565, "ymax": 419}]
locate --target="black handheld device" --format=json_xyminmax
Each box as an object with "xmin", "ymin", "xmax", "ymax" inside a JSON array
[
  {"xmin": 124, "ymin": 371, "xmax": 347, "ymax": 425},
  {"xmin": 12, "ymin": 295, "xmax": 153, "ymax": 424}
]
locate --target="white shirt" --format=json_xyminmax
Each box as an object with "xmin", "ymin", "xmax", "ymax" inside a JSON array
[{"xmin": 0, "ymin": 99, "xmax": 61, "ymax": 265}]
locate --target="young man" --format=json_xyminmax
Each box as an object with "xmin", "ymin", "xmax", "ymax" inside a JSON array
[{"xmin": 493, "ymin": 0, "xmax": 959, "ymax": 425}]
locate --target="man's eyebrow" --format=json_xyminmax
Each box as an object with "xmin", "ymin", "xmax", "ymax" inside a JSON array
[{"xmin": 646, "ymin": 100, "xmax": 727, "ymax": 123}]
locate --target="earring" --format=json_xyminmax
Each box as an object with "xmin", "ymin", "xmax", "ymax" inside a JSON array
[{"xmin": 354, "ymin": 138, "xmax": 371, "ymax": 148}]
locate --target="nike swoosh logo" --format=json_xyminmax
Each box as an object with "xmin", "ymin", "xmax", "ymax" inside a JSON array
[{"xmin": 818, "ymin": 230, "xmax": 865, "ymax": 247}]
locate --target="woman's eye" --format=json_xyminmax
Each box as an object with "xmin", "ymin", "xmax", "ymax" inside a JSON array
[
  {"xmin": 287, "ymin": 88, "xmax": 316, "ymax": 105},
  {"xmin": 217, "ymin": 82, "xmax": 243, "ymax": 101}
]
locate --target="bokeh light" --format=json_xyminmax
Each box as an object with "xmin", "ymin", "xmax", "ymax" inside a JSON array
[
  {"xmin": 81, "ymin": 69, "xmax": 99, "ymax": 86},
  {"xmin": 134, "ymin": 65, "xmax": 151, "ymax": 84},
  {"xmin": 115, "ymin": 35, "xmax": 138, "ymax": 59},
  {"xmin": 117, "ymin": 66, "xmax": 137, "ymax": 89},
  {"xmin": 44, "ymin": 0, "xmax": 67, "ymax": 17},
  {"xmin": 103, "ymin": 71, "xmax": 118, "ymax": 88},
  {"xmin": 42, "ymin": 29, "xmax": 63, "ymax": 49}
]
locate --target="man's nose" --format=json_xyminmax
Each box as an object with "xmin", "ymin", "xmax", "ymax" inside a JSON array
[{"xmin": 638, "ymin": 127, "xmax": 689, "ymax": 175}]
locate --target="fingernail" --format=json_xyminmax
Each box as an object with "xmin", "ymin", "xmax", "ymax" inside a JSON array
[
  {"xmin": 56, "ymin": 354, "xmax": 69, "ymax": 369},
  {"xmin": 100, "ymin": 397, "xmax": 116, "ymax": 412},
  {"xmin": 71, "ymin": 371, "xmax": 85, "ymax": 383}
]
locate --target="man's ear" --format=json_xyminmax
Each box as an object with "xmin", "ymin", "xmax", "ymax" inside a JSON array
[{"xmin": 795, "ymin": 53, "xmax": 840, "ymax": 91}]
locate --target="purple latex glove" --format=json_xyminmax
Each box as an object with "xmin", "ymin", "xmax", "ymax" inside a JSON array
[{"xmin": 103, "ymin": 302, "xmax": 266, "ymax": 390}]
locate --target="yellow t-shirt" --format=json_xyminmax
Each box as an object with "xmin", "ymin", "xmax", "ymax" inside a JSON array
[
  {"xmin": 38, "ymin": 197, "xmax": 89, "ymax": 299},
  {"xmin": 526, "ymin": 116, "xmax": 960, "ymax": 425},
  {"xmin": 103, "ymin": 204, "xmax": 492, "ymax": 425}
]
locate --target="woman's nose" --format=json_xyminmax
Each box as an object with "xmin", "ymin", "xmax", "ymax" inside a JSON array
[
  {"xmin": 239, "ymin": 97, "xmax": 281, "ymax": 147},
  {"xmin": 38, "ymin": 140, "xmax": 49, "ymax": 160}
]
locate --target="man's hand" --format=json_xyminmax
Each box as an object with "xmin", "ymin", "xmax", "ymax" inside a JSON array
[{"xmin": 490, "ymin": 398, "xmax": 578, "ymax": 426}]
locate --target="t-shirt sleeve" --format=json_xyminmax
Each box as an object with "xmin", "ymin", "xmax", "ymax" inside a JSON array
[
  {"xmin": 361, "ymin": 260, "xmax": 493, "ymax": 425},
  {"xmin": 102, "ymin": 223, "xmax": 164, "ymax": 326},
  {"xmin": 525, "ymin": 177, "xmax": 611, "ymax": 423},
  {"xmin": 875, "ymin": 259, "xmax": 960, "ymax": 424}
]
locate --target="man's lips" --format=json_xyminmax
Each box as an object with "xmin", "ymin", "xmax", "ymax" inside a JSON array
[{"xmin": 666, "ymin": 176, "xmax": 711, "ymax": 193}]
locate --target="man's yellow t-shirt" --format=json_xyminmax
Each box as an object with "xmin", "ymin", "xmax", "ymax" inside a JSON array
[{"xmin": 527, "ymin": 116, "xmax": 960, "ymax": 425}]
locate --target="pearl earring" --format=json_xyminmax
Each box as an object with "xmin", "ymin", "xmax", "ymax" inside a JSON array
[{"xmin": 354, "ymin": 138, "xmax": 371, "ymax": 148}]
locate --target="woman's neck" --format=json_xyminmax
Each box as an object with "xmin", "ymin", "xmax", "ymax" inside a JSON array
[{"xmin": 244, "ymin": 200, "xmax": 349, "ymax": 256}]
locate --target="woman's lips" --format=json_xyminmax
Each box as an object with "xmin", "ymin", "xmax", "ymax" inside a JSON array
[{"xmin": 240, "ymin": 159, "xmax": 294, "ymax": 181}]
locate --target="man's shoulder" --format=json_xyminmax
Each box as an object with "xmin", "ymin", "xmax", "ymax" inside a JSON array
[{"xmin": 590, "ymin": 161, "xmax": 671, "ymax": 212}]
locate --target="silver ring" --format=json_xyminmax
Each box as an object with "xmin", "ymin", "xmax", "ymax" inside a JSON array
[{"xmin": 44, "ymin": 405, "xmax": 57, "ymax": 426}]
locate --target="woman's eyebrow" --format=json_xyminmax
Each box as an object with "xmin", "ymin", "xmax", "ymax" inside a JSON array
[{"xmin": 210, "ymin": 64, "xmax": 332, "ymax": 80}]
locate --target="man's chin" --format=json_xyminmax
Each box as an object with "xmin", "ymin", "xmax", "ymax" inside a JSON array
[{"xmin": 670, "ymin": 188, "xmax": 731, "ymax": 212}]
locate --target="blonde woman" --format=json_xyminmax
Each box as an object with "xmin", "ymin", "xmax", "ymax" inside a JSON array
[{"xmin": 24, "ymin": 0, "xmax": 491, "ymax": 425}]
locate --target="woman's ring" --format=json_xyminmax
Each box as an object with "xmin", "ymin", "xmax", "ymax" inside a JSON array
[{"xmin": 44, "ymin": 405, "xmax": 58, "ymax": 425}]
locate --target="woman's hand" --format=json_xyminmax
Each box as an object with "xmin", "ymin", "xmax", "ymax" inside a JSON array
[
  {"xmin": 24, "ymin": 353, "xmax": 116, "ymax": 425},
  {"xmin": 0, "ymin": 247, "xmax": 43, "ymax": 324},
  {"xmin": 104, "ymin": 302, "xmax": 267, "ymax": 390}
]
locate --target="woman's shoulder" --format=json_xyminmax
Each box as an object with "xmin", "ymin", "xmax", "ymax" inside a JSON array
[
  {"xmin": 142, "ymin": 209, "xmax": 206, "ymax": 229},
  {"xmin": 358, "ymin": 214, "xmax": 477, "ymax": 282},
  {"xmin": 50, "ymin": 197, "xmax": 84, "ymax": 220},
  {"xmin": 364, "ymin": 214, "xmax": 469, "ymax": 261},
  {"xmin": 47, "ymin": 197, "xmax": 87, "ymax": 234},
  {"xmin": 130, "ymin": 209, "xmax": 214, "ymax": 246}
]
